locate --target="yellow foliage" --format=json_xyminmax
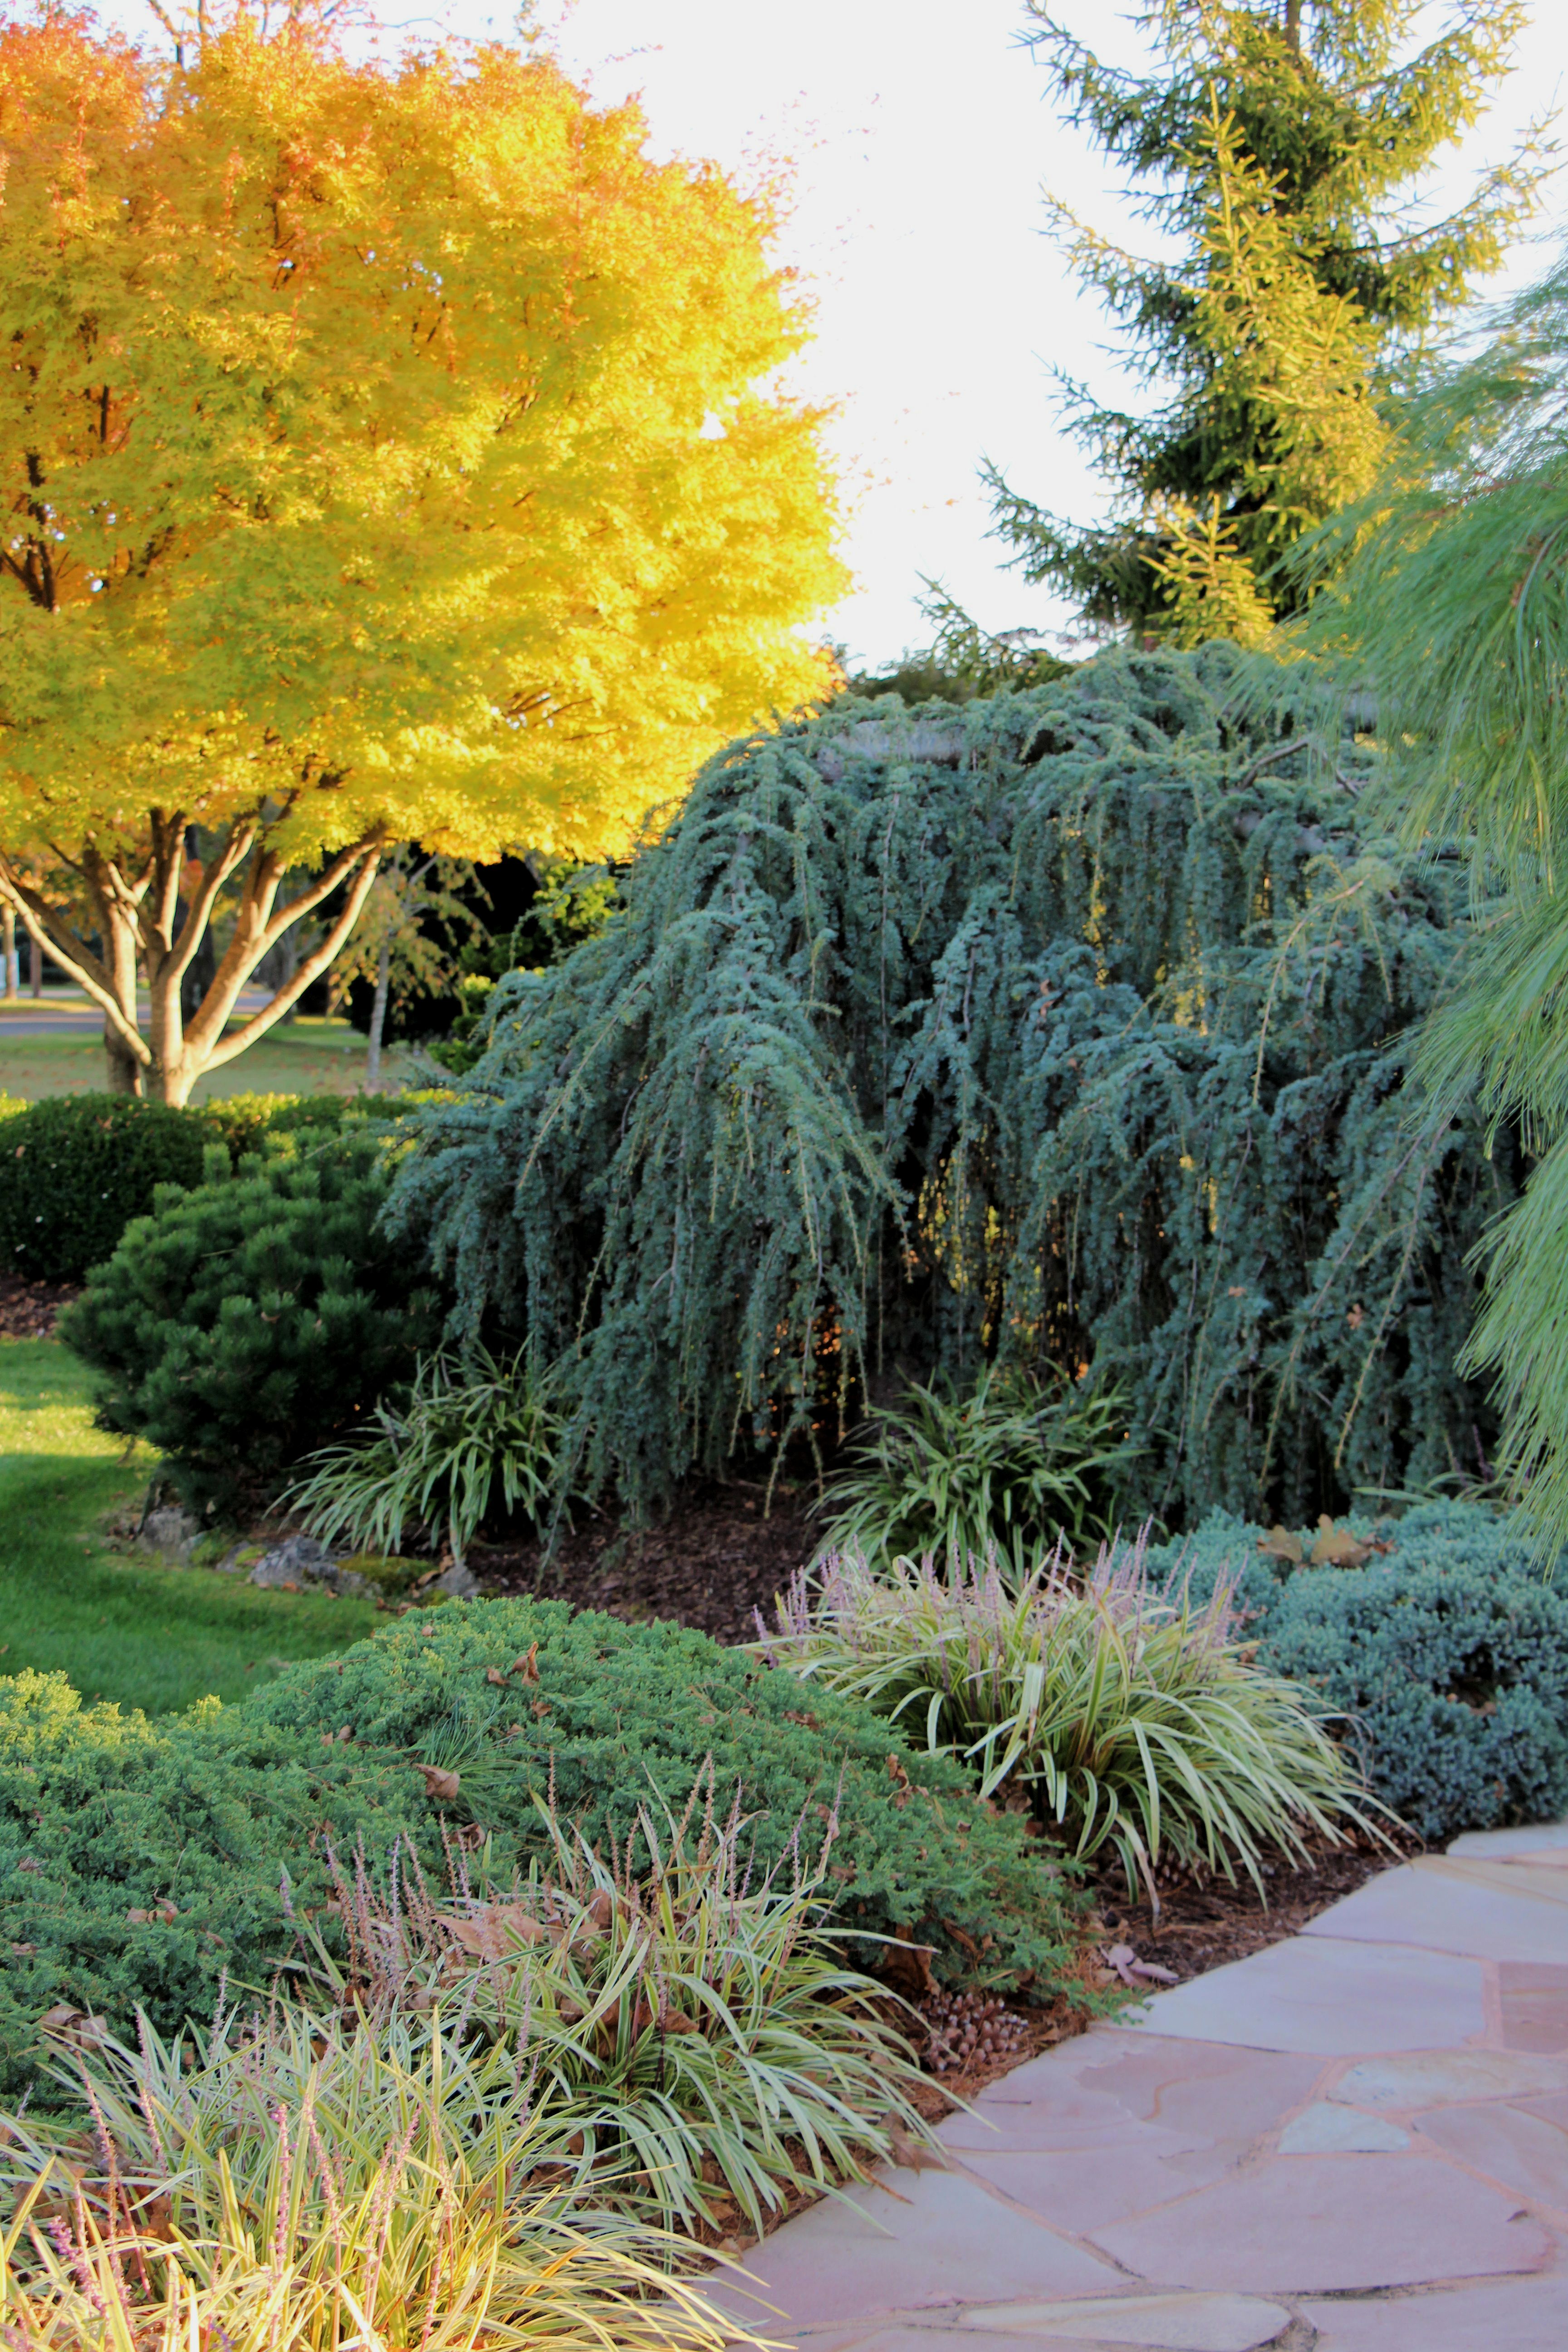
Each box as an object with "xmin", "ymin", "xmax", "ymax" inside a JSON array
[
  {"xmin": 0, "ymin": 11, "xmax": 844, "ymax": 1094},
  {"xmin": 0, "ymin": 11, "xmax": 845, "ymax": 858}
]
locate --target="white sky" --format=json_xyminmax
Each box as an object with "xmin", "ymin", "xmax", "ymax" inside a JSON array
[
  {"xmin": 108, "ymin": 1, "xmax": 1568, "ymax": 666},
  {"xmin": 448, "ymin": 0, "xmax": 1568, "ymax": 668}
]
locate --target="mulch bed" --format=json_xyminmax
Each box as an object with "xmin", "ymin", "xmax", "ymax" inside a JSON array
[
  {"xmin": 471, "ymin": 1479, "xmax": 818, "ymax": 1643},
  {"xmin": 0, "ymin": 1270, "xmax": 79, "ymax": 1339}
]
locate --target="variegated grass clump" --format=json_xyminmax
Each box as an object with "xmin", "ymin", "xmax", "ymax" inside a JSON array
[
  {"xmin": 0, "ymin": 2013, "xmax": 759, "ymax": 2352},
  {"xmin": 284, "ymin": 1344, "xmax": 564, "ymax": 1567},
  {"xmin": 0, "ymin": 1788, "xmax": 934, "ymax": 2343},
  {"xmin": 296, "ymin": 1788, "xmax": 933, "ymax": 2238},
  {"xmin": 757, "ymin": 1538, "xmax": 1388, "ymax": 1901},
  {"xmin": 812, "ymin": 1367, "xmax": 1141, "ymax": 1575}
]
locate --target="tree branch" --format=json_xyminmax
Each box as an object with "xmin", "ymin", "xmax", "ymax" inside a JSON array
[
  {"xmin": 0, "ymin": 863, "xmax": 152, "ymax": 1063},
  {"xmin": 201, "ymin": 842, "xmax": 384, "ymax": 1070}
]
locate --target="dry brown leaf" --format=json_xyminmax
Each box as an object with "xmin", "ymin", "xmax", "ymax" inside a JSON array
[
  {"xmin": 438, "ymin": 1905, "xmax": 547, "ymax": 1960},
  {"xmin": 886, "ymin": 2123, "xmax": 947, "ymax": 2174},
  {"xmin": 485, "ymin": 1667, "xmax": 507, "ymax": 1686},
  {"xmin": 1257, "ymin": 1525, "xmax": 1304, "ymax": 1565},
  {"xmin": 1309, "ymin": 1514, "xmax": 1374, "ymax": 1568},
  {"xmin": 416, "ymin": 1764, "xmax": 461, "ymax": 1803},
  {"xmin": 515, "ymin": 1643, "xmax": 539, "ymax": 1683}
]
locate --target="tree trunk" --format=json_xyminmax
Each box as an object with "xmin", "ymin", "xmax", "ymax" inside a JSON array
[
  {"xmin": 28, "ymin": 933, "xmax": 40, "ymax": 998},
  {"xmin": 0, "ymin": 823, "xmax": 384, "ymax": 1107},
  {"xmin": 365, "ymin": 933, "xmax": 392, "ymax": 1093},
  {"xmin": 2, "ymin": 906, "xmax": 15, "ymax": 1001}
]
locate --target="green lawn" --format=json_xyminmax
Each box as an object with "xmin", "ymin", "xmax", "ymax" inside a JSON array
[
  {"xmin": 0, "ymin": 1013, "xmax": 415, "ymax": 1102},
  {"xmin": 0, "ymin": 1340, "xmax": 377, "ymax": 1715}
]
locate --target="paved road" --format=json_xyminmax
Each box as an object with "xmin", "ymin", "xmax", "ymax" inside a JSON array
[
  {"xmin": 0, "ymin": 990, "xmax": 274, "ymax": 1039},
  {"xmin": 717, "ymin": 1818, "xmax": 1568, "ymax": 2351}
]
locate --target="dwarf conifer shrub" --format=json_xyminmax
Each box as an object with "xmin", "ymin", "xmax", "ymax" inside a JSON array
[
  {"xmin": 1145, "ymin": 1502, "xmax": 1568, "ymax": 1840},
  {"xmin": 59, "ymin": 1123, "xmax": 444, "ymax": 1514},
  {"xmin": 0, "ymin": 1605, "xmax": 1083, "ymax": 2102},
  {"xmin": 393, "ymin": 645, "xmax": 1514, "ymax": 1533},
  {"xmin": 243, "ymin": 1599, "xmax": 1083, "ymax": 1989}
]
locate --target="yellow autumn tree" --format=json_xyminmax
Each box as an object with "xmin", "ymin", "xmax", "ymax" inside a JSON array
[{"xmin": 0, "ymin": 8, "xmax": 845, "ymax": 1102}]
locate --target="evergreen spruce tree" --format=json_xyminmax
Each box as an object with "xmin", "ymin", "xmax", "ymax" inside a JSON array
[{"xmin": 993, "ymin": 1, "xmax": 1548, "ymax": 643}]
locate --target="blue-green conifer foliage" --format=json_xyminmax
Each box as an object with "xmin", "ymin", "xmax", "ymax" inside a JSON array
[{"xmin": 394, "ymin": 647, "xmax": 1514, "ymax": 1529}]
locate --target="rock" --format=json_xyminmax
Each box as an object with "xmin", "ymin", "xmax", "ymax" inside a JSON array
[
  {"xmin": 248, "ymin": 1534, "xmax": 334, "ymax": 1589},
  {"xmin": 435, "ymin": 1558, "xmax": 480, "ymax": 1598},
  {"xmin": 139, "ymin": 1505, "xmax": 200, "ymax": 1563}
]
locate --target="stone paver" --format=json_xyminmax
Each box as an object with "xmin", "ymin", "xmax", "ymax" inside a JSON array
[
  {"xmin": 1107, "ymin": 1930, "xmax": 1486, "ymax": 2053},
  {"xmin": 1301, "ymin": 1856, "xmax": 1568, "ymax": 1962},
  {"xmin": 721, "ymin": 1816, "xmax": 1568, "ymax": 2349}
]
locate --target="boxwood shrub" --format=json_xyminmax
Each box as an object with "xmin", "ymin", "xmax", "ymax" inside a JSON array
[
  {"xmin": 0, "ymin": 1096, "xmax": 209, "ymax": 1281},
  {"xmin": 0, "ymin": 1092, "xmax": 362, "ymax": 1283},
  {"xmin": 0, "ymin": 1601, "xmax": 1083, "ymax": 2100},
  {"xmin": 1145, "ymin": 1502, "xmax": 1568, "ymax": 1842}
]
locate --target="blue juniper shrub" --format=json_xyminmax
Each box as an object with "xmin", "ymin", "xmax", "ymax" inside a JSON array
[{"xmin": 1145, "ymin": 1501, "xmax": 1568, "ymax": 1842}]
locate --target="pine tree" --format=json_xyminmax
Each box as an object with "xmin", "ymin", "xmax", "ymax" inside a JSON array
[
  {"xmin": 992, "ymin": 1, "xmax": 1548, "ymax": 643},
  {"xmin": 1292, "ymin": 239, "xmax": 1568, "ymax": 1552}
]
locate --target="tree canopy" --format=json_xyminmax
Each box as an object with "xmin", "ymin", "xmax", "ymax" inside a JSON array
[
  {"xmin": 0, "ymin": 9, "xmax": 844, "ymax": 1101},
  {"xmin": 393, "ymin": 647, "xmax": 1514, "ymax": 1533},
  {"xmin": 991, "ymin": 0, "xmax": 1547, "ymax": 643}
]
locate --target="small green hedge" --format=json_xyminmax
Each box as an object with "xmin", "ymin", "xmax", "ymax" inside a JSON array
[
  {"xmin": 0, "ymin": 1093, "xmax": 356, "ymax": 1282},
  {"xmin": 0, "ymin": 1602, "xmax": 1083, "ymax": 2100},
  {"xmin": 1146, "ymin": 1502, "xmax": 1568, "ymax": 1843},
  {"xmin": 59, "ymin": 1122, "xmax": 444, "ymax": 1515}
]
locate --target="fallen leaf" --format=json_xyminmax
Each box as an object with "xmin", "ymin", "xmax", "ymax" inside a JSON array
[
  {"xmin": 37, "ymin": 2004, "xmax": 86, "ymax": 2035},
  {"xmin": 126, "ymin": 1909, "xmax": 151, "ymax": 1926},
  {"xmin": 438, "ymin": 1905, "xmax": 547, "ymax": 1960},
  {"xmin": 1257, "ymin": 1526, "xmax": 1303, "ymax": 1565},
  {"xmin": 15, "ymin": 1857, "xmax": 41, "ymax": 1874},
  {"xmin": 485, "ymin": 1666, "xmax": 507, "ymax": 1686},
  {"xmin": 887, "ymin": 2122, "xmax": 948, "ymax": 2174},
  {"xmin": 1127, "ymin": 1960, "xmax": 1179, "ymax": 1986},
  {"xmin": 880, "ymin": 1931, "xmax": 938, "ymax": 1999},
  {"xmin": 337, "ymin": 1725, "xmax": 352, "ymax": 1743},
  {"xmin": 515, "ymin": 1644, "xmax": 539, "ymax": 1683},
  {"xmin": 416, "ymin": 1765, "xmax": 461, "ymax": 1803},
  {"xmin": 1309, "ymin": 1514, "xmax": 1375, "ymax": 1568}
]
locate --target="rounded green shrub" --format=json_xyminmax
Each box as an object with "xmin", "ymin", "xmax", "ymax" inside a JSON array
[
  {"xmin": 0, "ymin": 1095, "xmax": 208, "ymax": 1281},
  {"xmin": 1146, "ymin": 1502, "xmax": 1568, "ymax": 1842},
  {"xmin": 0, "ymin": 1092, "xmax": 385, "ymax": 1284},
  {"xmin": 0, "ymin": 1602, "xmax": 1084, "ymax": 2099},
  {"xmin": 59, "ymin": 1123, "xmax": 445, "ymax": 1515}
]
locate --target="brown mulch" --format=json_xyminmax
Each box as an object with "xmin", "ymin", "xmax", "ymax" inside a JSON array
[
  {"xmin": 0, "ymin": 1270, "xmax": 79, "ymax": 1339},
  {"xmin": 471, "ymin": 1479, "xmax": 818, "ymax": 1643}
]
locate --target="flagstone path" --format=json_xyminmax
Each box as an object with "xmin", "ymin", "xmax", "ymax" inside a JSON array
[{"xmin": 722, "ymin": 1819, "xmax": 1568, "ymax": 2351}]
